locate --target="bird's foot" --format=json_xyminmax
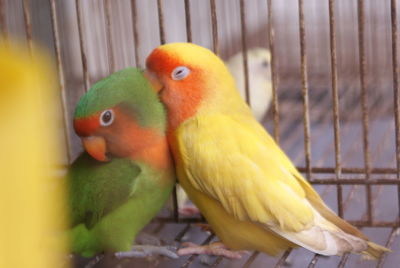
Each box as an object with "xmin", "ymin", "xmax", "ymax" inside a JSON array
[
  {"xmin": 179, "ymin": 205, "xmax": 200, "ymax": 216},
  {"xmin": 115, "ymin": 245, "xmax": 179, "ymax": 259},
  {"xmin": 178, "ymin": 242, "xmax": 248, "ymax": 259}
]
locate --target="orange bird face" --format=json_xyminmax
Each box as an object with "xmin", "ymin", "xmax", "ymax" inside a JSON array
[
  {"xmin": 145, "ymin": 43, "xmax": 230, "ymax": 129},
  {"xmin": 74, "ymin": 105, "xmax": 161, "ymax": 162}
]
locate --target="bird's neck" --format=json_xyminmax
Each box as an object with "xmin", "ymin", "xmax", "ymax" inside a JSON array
[
  {"xmin": 160, "ymin": 84, "xmax": 203, "ymax": 131},
  {"xmin": 130, "ymin": 137, "xmax": 172, "ymax": 171}
]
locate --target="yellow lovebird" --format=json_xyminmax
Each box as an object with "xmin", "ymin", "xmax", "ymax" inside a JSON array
[
  {"xmin": 145, "ymin": 43, "xmax": 389, "ymax": 259},
  {"xmin": 0, "ymin": 41, "xmax": 69, "ymax": 268},
  {"xmin": 174, "ymin": 48, "xmax": 273, "ymax": 216}
]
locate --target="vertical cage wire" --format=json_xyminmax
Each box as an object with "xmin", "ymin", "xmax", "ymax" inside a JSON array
[
  {"xmin": 209, "ymin": 0, "xmax": 219, "ymax": 55},
  {"xmin": 75, "ymin": 0, "xmax": 90, "ymax": 90},
  {"xmin": 104, "ymin": 0, "xmax": 115, "ymax": 73},
  {"xmin": 239, "ymin": 0, "xmax": 250, "ymax": 106},
  {"xmin": 307, "ymin": 254, "xmax": 319, "ymax": 268},
  {"xmin": 130, "ymin": 0, "xmax": 140, "ymax": 67},
  {"xmin": 274, "ymin": 248, "xmax": 292, "ymax": 268},
  {"xmin": 22, "ymin": 0, "xmax": 33, "ymax": 53},
  {"xmin": 243, "ymin": 252, "xmax": 260, "ymax": 268},
  {"xmin": 267, "ymin": 0, "xmax": 280, "ymax": 143},
  {"xmin": 357, "ymin": 0, "xmax": 373, "ymax": 224},
  {"xmin": 184, "ymin": 0, "xmax": 192, "ymax": 43},
  {"xmin": 377, "ymin": 227, "xmax": 399, "ymax": 268},
  {"xmin": 156, "ymin": 0, "xmax": 165, "ymax": 45},
  {"xmin": 389, "ymin": 2, "xmax": 400, "ymax": 266},
  {"xmin": 0, "ymin": 0, "xmax": 6, "ymax": 39},
  {"xmin": 337, "ymin": 253, "xmax": 350, "ymax": 268},
  {"xmin": 328, "ymin": 0, "xmax": 344, "ymax": 218},
  {"xmin": 390, "ymin": 0, "xmax": 400, "ymax": 220},
  {"xmin": 49, "ymin": 0, "xmax": 72, "ymax": 162},
  {"xmin": 298, "ymin": 0, "xmax": 312, "ymax": 180}
]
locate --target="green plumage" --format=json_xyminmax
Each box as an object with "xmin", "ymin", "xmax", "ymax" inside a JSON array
[
  {"xmin": 69, "ymin": 153, "xmax": 140, "ymax": 229},
  {"xmin": 69, "ymin": 68, "xmax": 174, "ymax": 257},
  {"xmin": 74, "ymin": 68, "xmax": 166, "ymax": 131}
]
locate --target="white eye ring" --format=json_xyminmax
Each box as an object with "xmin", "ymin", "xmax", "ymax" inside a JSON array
[
  {"xmin": 171, "ymin": 66, "xmax": 190, "ymax": 80},
  {"xmin": 100, "ymin": 109, "xmax": 114, "ymax": 127}
]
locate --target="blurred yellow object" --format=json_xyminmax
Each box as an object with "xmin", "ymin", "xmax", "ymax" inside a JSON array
[{"xmin": 0, "ymin": 41, "xmax": 69, "ymax": 268}]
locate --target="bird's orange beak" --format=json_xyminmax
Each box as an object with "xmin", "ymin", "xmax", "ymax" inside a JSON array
[
  {"xmin": 144, "ymin": 70, "xmax": 163, "ymax": 93},
  {"xmin": 81, "ymin": 136, "xmax": 109, "ymax": 162}
]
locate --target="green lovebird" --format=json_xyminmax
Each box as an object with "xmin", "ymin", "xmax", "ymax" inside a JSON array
[{"xmin": 68, "ymin": 67, "xmax": 176, "ymax": 258}]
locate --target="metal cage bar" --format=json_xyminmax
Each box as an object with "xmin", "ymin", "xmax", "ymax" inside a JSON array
[
  {"xmin": 274, "ymin": 249, "xmax": 292, "ymax": 268},
  {"xmin": 184, "ymin": 0, "xmax": 192, "ymax": 43},
  {"xmin": 243, "ymin": 251, "xmax": 260, "ymax": 268},
  {"xmin": 376, "ymin": 227, "xmax": 399, "ymax": 268},
  {"xmin": 267, "ymin": 0, "xmax": 280, "ymax": 143},
  {"xmin": 307, "ymin": 254, "xmax": 320, "ymax": 268},
  {"xmin": 49, "ymin": 0, "xmax": 72, "ymax": 162},
  {"xmin": 357, "ymin": 0, "xmax": 373, "ymax": 224},
  {"xmin": 75, "ymin": 0, "xmax": 90, "ymax": 90},
  {"xmin": 390, "ymin": 0, "xmax": 400, "ymax": 222},
  {"xmin": 130, "ymin": 0, "xmax": 140, "ymax": 67},
  {"xmin": 298, "ymin": 0, "xmax": 312, "ymax": 179},
  {"xmin": 209, "ymin": 0, "xmax": 219, "ymax": 55},
  {"xmin": 0, "ymin": 0, "xmax": 6, "ymax": 39},
  {"xmin": 328, "ymin": 0, "xmax": 344, "ymax": 218},
  {"xmin": 104, "ymin": 0, "xmax": 115, "ymax": 73},
  {"xmin": 338, "ymin": 253, "xmax": 350, "ymax": 268},
  {"xmin": 22, "ymin": 0, "xmax": 33, "ymax": 53},
  {"xmin": 239, "ymin": 0, "xmax": 250, "ymax": 106},
  {"xmin": 156, "ymin": 0, "xmax": 165, "ymax": 45}
]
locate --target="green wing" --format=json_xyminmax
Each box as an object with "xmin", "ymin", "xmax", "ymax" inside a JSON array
[{"xmin": 68, "ymin": 153, "xmax": 140, "ymax": 228}]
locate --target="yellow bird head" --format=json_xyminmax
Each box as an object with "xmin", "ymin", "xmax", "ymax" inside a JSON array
[{"xmin": 145, "ymin": 42, "xmax": 246, "ymax": 129}]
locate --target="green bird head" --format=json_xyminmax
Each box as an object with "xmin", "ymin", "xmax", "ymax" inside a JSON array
[{"xmin": 73, "ymin": 68, "xmax": 166, "ymax": 163}]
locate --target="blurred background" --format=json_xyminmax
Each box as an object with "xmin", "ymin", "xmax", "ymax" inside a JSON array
[{"xmin": 1, "ymin": 0, "xmax": 399, "ymax": 267}]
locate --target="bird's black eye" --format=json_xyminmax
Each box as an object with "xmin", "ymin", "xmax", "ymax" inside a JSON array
[
  {"xmin": 100, "ymin": 109, "xmax": 114, "ymax": 127},
  {"xmin": 171, "ymin": 66, "xmax": 190, "ymax": 80}
]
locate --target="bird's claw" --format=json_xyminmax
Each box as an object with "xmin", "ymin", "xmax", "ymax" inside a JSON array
[
  {"xmin": 115, "ymin": 245, "xmax": 179, "ymax": 259},
  {"xmin": 177, "ymin": 241, "xmax": 248, "ymax": 259}
]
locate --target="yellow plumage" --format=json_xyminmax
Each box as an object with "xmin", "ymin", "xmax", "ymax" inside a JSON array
[
  {"xmin": 146, "ymin": 42, "xmax": 389, "ymax": 259},
  {"xmin": 0, "ymin": 41, "xmax": 69, "ymax": 268}
]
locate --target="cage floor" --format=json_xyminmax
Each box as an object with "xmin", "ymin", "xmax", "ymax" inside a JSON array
[{"xmin": 73, "ymin": 84, "xmax": 400, "ymax": 268}]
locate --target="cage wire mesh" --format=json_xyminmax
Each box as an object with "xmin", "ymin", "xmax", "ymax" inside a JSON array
[{"xmin": 1, "ymin": 0, "xmax": 399, "ymax": 267}]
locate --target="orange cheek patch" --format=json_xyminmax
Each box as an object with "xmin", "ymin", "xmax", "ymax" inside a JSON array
[
  {"xmin": 110, "ymin": 113, "xmax": 170, "ymax": 170},
  {"xmin": 161, "ymin": 72, "xmax": 206, "ymax": 131},
  {"xmin": 73, "ymin": 115, "xmax": 100, "ymax": 137}
]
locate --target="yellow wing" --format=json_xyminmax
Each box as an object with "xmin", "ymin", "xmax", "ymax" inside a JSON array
[
  {"xmin": 177, "ymin": 114, "xmax": 315, "ymax": 232},
  {"xmin": 177, "ymin": 114, "xmax": 388, "ymax": 257}
]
